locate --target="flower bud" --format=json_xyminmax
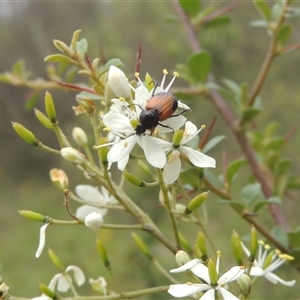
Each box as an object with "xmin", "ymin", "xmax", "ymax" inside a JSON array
[
  {"xmin": 184, "ymin": 191, "xmax": 209, "ymax": 215},
  {"xmin": 39, "ymin": 283, "xmax": 56, "ymax": 299},
  {"xmin": 249, "ymin": 226, "xmax": 258, "ymax": 262},
  {"xmin": 18, "ymin": 210, "xmax": 46, "ymax": 222},
  {"xmin": 179, "ymin": 232, "xmax": 192, "ymax": 254},
  {"xmin": 231, "ymin": 230, "xmax": 243, "ymax": 265},
  {"xmin": 48, "ymin": 248, "xmax": 63, "ymax": 269},
  {"xmin": 34, "ymin": 109, "xmax": 54, "ymax": 130},
  {"xmin": 61, "ymin": 147, "xmax": 84, "ymax": 165},
  {"xmin": 12, "ymin": 122, "xmax": 39, "ymax": 147},
  {"xmin": 175, "ymin": 250, "xmax": 190, "ymax": 267},
  {"xmin": 45, "ymin": 91, "xmax": 57, "ymax": 124},
  {"xmin": 96, "ymin": 239, "xmax": 110, "ymax": 268},
  {"xmin": 107, "ymin": 66, "xmax": 131, "ymax": 98},
  {"xmin": 123, "ymin": 171, "xmax": 144, "ymax": 187},
  {"xmin": 132, "ymin": 232, "xmax": 152, "ymax": 260},
  {"xmin": 237, "ymin": 273, "xmax": 251, "ymax": 297},
  {"xmin": 50, "ymin": 168, "xmax": 69, "ymax": 190},
  {"xmin": 85, "ymin": 212, "xmax": 104, "ymax": 232},
  {"xmin": 195, "ymin": 231, "xmax": 208, "ymax": 262},
  {"xmin": 72, "ymin": 127, "xmax": 88, "ymax": 147}
]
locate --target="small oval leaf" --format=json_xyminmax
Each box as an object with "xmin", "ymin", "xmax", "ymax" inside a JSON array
[{"xmin": 188, "ymin": 51, "xmax": 211, "ymax": 82}]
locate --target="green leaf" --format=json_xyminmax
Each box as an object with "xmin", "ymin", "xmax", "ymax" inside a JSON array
[
  {"xmin": 288, "ymin": 227, "xmax": 300, "ymax": 248},
  {"xmin": 76, "ymin": 38, "xmax": 88, "ymax": 54},
  {"xmin": 241, "ymin": 106, "xmax": 262, "ymax": 122},
  {"xmin": 241, "ymin": 183, "xmax": 262, "ymax": 206},
  {"xmin": 202, "ymin": 135, "xmax": 227, "ymax": 153},
  {"xmin": 25, "ymin": 93, "xmax": 39, "ymax": 110},
  {"xmin": 203, "ymin": 16, "xmax": 230, "ymax": 29},
  {"xmin": 226, "ymin": 158, "xmax": 245, "ymax": 184},
  {"xmin": 271, "ymin": 226, "xmax": 289, "ymax": 248},
  {"xmin": 287, "ymin": 175, "xmax": 300, "ymax": 189},
  {"xmin": 271, "ymin": 2, "xmax": 283, "ymax": 22},
  {"xmin": 188, "ymin": 51, "xmax": 211, "ymax": 82},
  {"xmin": 253, "ymin": 196, "xmax": 281, "ymax": 213},
  {"xmin": 253, "ymin": 0, "xmax": 271, "ymax": 21},
  {"xmin": 277, "ymin": 24, "xmax": 292, "ymax": 45},
  {"xmin": 12, "ymin": 59, "xmax": 31, "ymax": 79},
  {"xmin": 250, "ymin": 19, "xmax": 269, "ymax": 28},
  {"xmin": 44, "ymin": 54, "xmax": 75, "ymax": 64},
  {"xmin": 75, "ymin": 91, "xmax": 103, "ymax": 101},
  {"xmin": 204, "ymin": 169, "xmax": 223, "ymax": 189},
  {"xmin": 98, "ymin": 58, "xmax": 123, "ymax": 77},
  {"xmin": 179, "ymin": 0, "xmax": 201, "ymax": 17},
  {"xmin": 219, "ymin": 199, "xmax": 245, "ymax": 213}
]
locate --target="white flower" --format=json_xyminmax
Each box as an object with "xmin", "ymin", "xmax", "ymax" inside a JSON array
[
  {"xmin": 107, "ymin": 66, "xmax": 131, "ymax": 98},
  {"xmin": 241, "ymin": 241, "xmax": 296, "ymax": 286},
  {"xmin": 168, "ymin": 254, "xmax": 244, "ymax": 300},
  {"xmin": 75, "ymin": 185, "xmax": 116, "ymax": 220},
  {"xmin": 35, "ymin": 223, "xmax": 50, "ymax": 258},
  {"xmin": 50, "ymin": 265, "xmax": 85, "ymax": 292},
  {"xmin": 162, "ymin": 121, "xmax": 216, "ymax": 184},
  {"xmin": 89, "ymin": 276, "xmax": 108, "ymax": 294},
  {"xmin": 85, "ymin": 212, "xmax": 104, "ymax": 231},
  {"xmin": 99, "ymin": 110, "xmax": 168, "ymax": 170}
]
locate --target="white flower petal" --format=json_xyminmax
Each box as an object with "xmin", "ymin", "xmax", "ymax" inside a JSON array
[
  {"xmin": 249, "ymin": 266, "xmax": 265, "ymax": 276},
  {"xmin": 103, "ymin": 111, "xmax": 133, "ymax": 136},
  {"xmin": 108, "ymin": 135, "xmax": 138, "ymax": 163},
  {"xmin": 66, "ymin": 265, "xmax": 86, "ymax": 286},
  {"xmin": 48, "ymin": 274, "xmax": 61, "ymax": 290},
  {"xmin": 190, "ymin": 263, "xmax": 211, "ymax": 284},
  {"xmin": 117, "ymin": 155, "xmax": 130, "ymax": 171},
  {"xmin": 158, "ymin": 115, "xmax": 187, "ymax": 132},
  {"xmin": 218, "ymin": 287, "xmax": 241, "ymax": 300},
  {"xmin": 35, "ymin": 223, "xmax": 50, "ymax": 258},
  {"xmin": 76, "ymin": 205, "xmax": 108, "ymax": 220},
  {"xmin": 163, "ymin": 150, "xmax": 181, "ymax": 184},
  {"xmin": 85, "ymin": 212, "xmax": 104, "ymax": 231},
  {"xmin": 140, "ymin": 135, "xmax": 166, "ymax": 169},
  {"xmin": 57, "ymin": 274, "xmax": 71, "ymax": 292},
  {"xmin": 265, "ymin": 272, "xmax": 296, "ymax": 286},
  {"xmin": 218, "ymin": 266, "xmax": 244, "ymax": 284},
  {"xmin": 134, "ymin": 85, "xmax": 151, "ymax": 107},
  {"xmin": 200, "ymin": 288, "xmax": 215, "ymax": 300},
  {"xmin": 170, "ymin": 258, "xmax": 202, "ymax": 273},
  {"xmin": 75, "ymin": 185, "xmax": 107, "ymax": 204},
  {"xmin": 168, "ymin": 283, "xmax": 210, "ymax": 297},
  {"xmin": 180, "ymin": 146, "xmax": 216, "ymax": 168}
]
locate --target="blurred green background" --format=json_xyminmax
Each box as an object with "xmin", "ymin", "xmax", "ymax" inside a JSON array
[{"xmin": 0, "ymin": 1, "xmax": 300, "ymax": 299}]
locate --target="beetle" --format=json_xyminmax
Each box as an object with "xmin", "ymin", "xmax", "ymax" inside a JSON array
[{"xmin": 135, "ymin": 86, "xmax": 190, "ymax": 135}]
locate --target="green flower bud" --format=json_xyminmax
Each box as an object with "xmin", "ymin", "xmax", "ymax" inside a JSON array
[
  {"xmin": 132, "ymin": 233, "xmax": 152, "ymax": 260},
  {"xmin": 179, "ymin": 232, "xmax": 192, "ymax": 254},
  {"xmin": 72, "ymin": 127, "xmax": 88, "ymax": 147},
  {"xmin": 195, "ymin": 231, "xmax": 208, "ymax": 262},
  {"xmin": 184, "ymin": 191, "xmax": 209, "ymax": 215},
  {"xmin": 250, "ymin": 226, "xmax": 258, "ymax": 262},
  {"xmin": 61, "ymin": 147, "xmax": 84, "ymax": 165},
  {"xmin": 175, "ymin": 250, "xmax": 190, "ymax": 267},
  {"xmin": 173, "ymin": 130, "xmax": 184, "ymax": 148},
  {"xmin": 96, "ymin": 239, "xmax": 110, "ymax": 268},
  {"xmin": 18, "ymin": 210, "xmax": 46, "ymax": 222},
  {"xmin": 231, "ymin": 230, "xmax": 243, "ymax": 265},
  {"xmin": 237, "ymin": 273, "xmax": 251, "ymax": 297},
  {"xmin": 34, "ymin": 109, "xmax": 54, "ymax": 130},
  {"xmin": 123, "ymin": 171, "xmax": 144, "ymax": 187},
  {"xmin": 45, "ymin": 91, "xmax": 57, "ymax": 123},
  {"xmin": 48, "ymin": 248, "xmax": 63, "ymax": 269},
  {"xmin": 39, "ymin": 283, "xmax": 56, "ymax": 299},
  {"xmin": 12, "ymin": 122, "xmax": 39, "ymax": 147}
]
